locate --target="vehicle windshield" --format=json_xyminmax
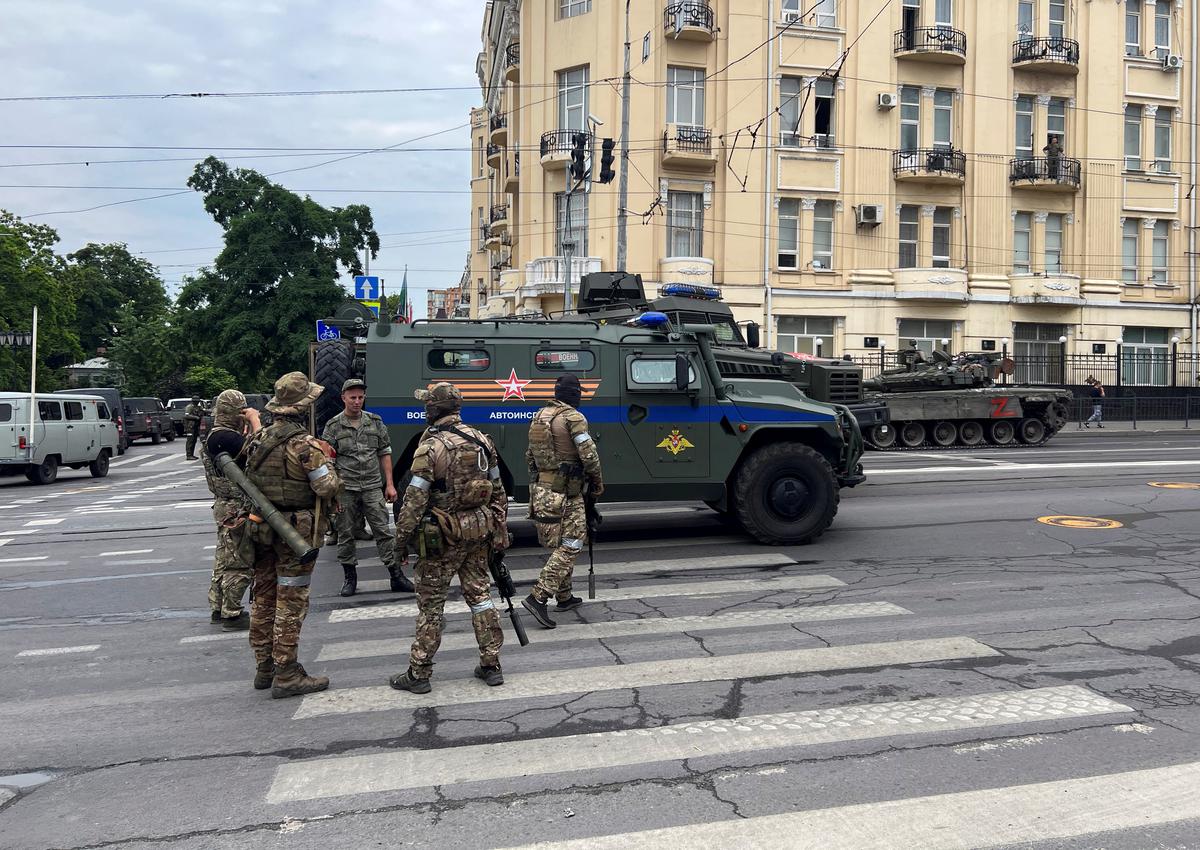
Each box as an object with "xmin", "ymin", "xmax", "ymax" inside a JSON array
[{"xmin": 167, "ymin": 400, "xmax": 190, "ymax": 410}]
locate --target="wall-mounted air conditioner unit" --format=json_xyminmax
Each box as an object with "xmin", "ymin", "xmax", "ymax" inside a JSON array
[
  {"xmin": 856, "ymin": 205, "xmax": 883, "ymax": 227},
  {"xmin": 782, "ymin": 11, "xmax": 801, "ymax": 24},
  {"xmin": 878, "ymin": 92, "xmax": 898, "ymax": 110},
  {"xmin": 1163, "ymin": 53, "xmax": 1184, "ymax": 71}
]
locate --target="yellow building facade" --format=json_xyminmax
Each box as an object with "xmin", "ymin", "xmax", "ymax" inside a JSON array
[{"xmin": 468, "ymin": 0, "xmax": 1197, "ymax": 381}]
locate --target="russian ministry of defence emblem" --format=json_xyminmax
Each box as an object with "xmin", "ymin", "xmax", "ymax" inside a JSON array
[{"xmin": 656, "ymin": 429, "xmax": 694, "ymax": 456}]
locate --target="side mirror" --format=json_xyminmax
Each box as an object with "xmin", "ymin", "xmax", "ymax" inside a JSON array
[
  {"xmin": 745, "ymin": 322, "xmax": 761, "ymax": 349},
  {"xmin": 674, "ymin": 353, "xmax": 690, "ymax": 391}
]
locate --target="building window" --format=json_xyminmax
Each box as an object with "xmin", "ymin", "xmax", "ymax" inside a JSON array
[
  {"xmin": 667, "ymin": 191, "xmax": 704, "ymax": 257},
  {"xmin": 812, "ymin": 200, "xmax": 834, "ymax": 270},
  {"xmin": 1014, "ymin": 323, "xmax": 1067, "ymax": 384},
  {"xmin": 898, "ymin": 318, "xmax": 953, "ymax": 354},
  {"xmin": 1045, "ymin": 214, "xmax": 1064, "ymax": 274},
  {"xmin": 1122, "ymin": 327, "xmax": 1170, "ymax": 385},
  {"xmin": 1015, "ymin": 95, "xmax": 1035, "ymax": 158},
  {"xmin": 932, "ymin": 207, "xmax": 952, "ymax": 268},
  {"xmin": 1047, "ymin": 98, "xmax": 1067, "ymax": 149},
  {"xmin": 1122, "ymin": 218, "xmax": 1140, "ymax": 282},
  {"xmin": 557, "ymin": 66, "xmax": 589, "ymax": 131},
  {"xmin": 813, "ymin": 78, "xmax": 836, "ymax": 147},
  {"xmin": 1154, "ymin": 0, "xmax": 1172, "ymax": 57},
  {"xmin": 933, "ymin": 89, "xmax": 954, "ymax": 149},
  {"xmin": 1151, "ymin": 220, "xmax": 1170, "ymax": 283},
  {"xmin": 477, "ymin": 138, "xmax": 484, "ymax": 177},
  {"xmin": 667, "ymin": 66, "xmax": 705, "ymax": 126},
  {"xmin": 780, "ymin": 77, "xmax": 803, "ymax": 146},
  {"xmin": 1154, "ymin": 110, "xmax": 1172, "ymax": 172},
  {"xmin": 1124, "ymin": 105, "xmax": 1142, "ymax": 171},
  {"xmin": 555, "ymin": 191, "xmax": 588, "ymax": 256},
  {"xmin": 778, "ymin": 199, "xmax": 800, "ymax": 269},
  {"xmin": 559, "ymin": 0, "xmax": 591, "ymax": 19},
  {"xmin": 898, "ymin": 205, "xmax": 919, "ymax": 268},
  {"xmin": 934, "ymin": 0, "xmax": 953, "ymax": 27},
  {"xmin": 478, "ymin": 206, "xmax": 486, "ymax": 249},
  {"xmin": 1126, "ymin": 3, "xmax": 1142, "ymax": 55},
  {"xmin": 1013, "ymin": 212, "xmax": 1032, "ymax": 274},
  {"xmin": 1049, "ymin": 0, "xmax": 1066, "ymax": 38},
  {"xmin": 899, "ymin": 86, "xmax": 920, "ymax": 150},
  {"xmin": 813, "ymin": 0, "xmax": 837, "ymax": 28},
  {"xmin": 1017, "ymin": 0, "xmax": 1034, "ymax": 39},
  {"xmin": 777, "ymin": 316, "xmax": 836, "ymax": 355}
]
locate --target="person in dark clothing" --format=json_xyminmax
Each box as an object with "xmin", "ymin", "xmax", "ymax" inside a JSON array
[{"xmin": 1084, "ymin": 376, "xmax": 1105, "ymax": 428}]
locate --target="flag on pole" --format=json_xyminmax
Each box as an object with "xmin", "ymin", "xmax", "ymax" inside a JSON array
[{"xmin": 395, "ymin": 265, "xmax": 410, "ymax": 325}]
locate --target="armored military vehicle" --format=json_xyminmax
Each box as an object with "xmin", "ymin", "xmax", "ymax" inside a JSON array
[{"xmin": 311, "ymin": 296, "xmax": 865, "ymax": 545}]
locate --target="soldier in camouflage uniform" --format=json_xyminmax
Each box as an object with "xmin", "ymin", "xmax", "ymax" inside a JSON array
[
  {"xmin": 321, "ymin": 378, "xmax": 414, "ymax": 597},
  {"xmin": 245, "ymin": 372, "xmax": 343, "ymax": 698},
  {"xmin": 184, "ymin": 396, "xmax": 203, "ymax": 460},
  {"xmin": 521, "ymin": 374, "xmax": 604, "ymax": 630},
  {"xmin": 201, "ymin": 389, "xmax": 260, "ymax": 630},
  {"xmin": 389, "ymin": 382, "xmax": 509, "ymax": 693}
]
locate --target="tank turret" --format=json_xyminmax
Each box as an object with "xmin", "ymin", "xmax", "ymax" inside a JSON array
[{"xmin": 862, "ymin": 349, "xmax": 1012, "ymax": 393}]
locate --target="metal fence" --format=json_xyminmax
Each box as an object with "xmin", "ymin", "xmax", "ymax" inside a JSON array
[{"xmin": 1068, "ymin": 395, "xmax": 1200, "ymax": 427}]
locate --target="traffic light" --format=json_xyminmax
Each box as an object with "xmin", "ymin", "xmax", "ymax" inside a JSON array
[
  {"xmin": 569, "ymin": 132, "xmax": 588, "ymax": 181},
  {"xmin": 598, "ymin": 137, "xmax": 616, "ymax": 184}
]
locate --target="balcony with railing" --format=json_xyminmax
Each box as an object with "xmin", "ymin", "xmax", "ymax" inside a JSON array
[
  {"xmin": 523, "ymin": 256, "xmax": 602, "ymax": 296},
  {"xmin": 504, "ymin": 43, "xmax": 519, "ymax": 83},
  {"xmin": 486, "ymin": 142, "xmax": 501, "ymax": 168},
  {"xmin": 504, "ymin": 152, "xmax": 519, "ymax": 193},
  {"xmin": 892, "ymin": 148, "xmax": 966, "ymax": 185},
  {"xmin": 1010, "ymin": 274, "xmax": 1084, "ymax": 306},
  {"xmin": 894, "ymin": 26, "xmax": 967, "ymax": 64},
  {"xmin": 489, "ymin": 113, "xmax": 508, "ymax": 146},
  {"xmin": 1011, "ymin": 36, "xmax": 1080, "ymax": 74},
  {"xmin": 662, "ymin": 124, "xmax": 716, "ymax": 170},
  {"xmin": 664, "ymin": 1, "xmax": 715, "ymax": 42},
  {"xmin": 1009, "ymin": 156, "xmax": 1081, "ymax": 191},
  {"xmin": 540, "ymin": 129, "xmax": 591, "ymax": 170},
  {"xmin": 489, "ymin": 203, "xmax": 510, "ymax": 236}
]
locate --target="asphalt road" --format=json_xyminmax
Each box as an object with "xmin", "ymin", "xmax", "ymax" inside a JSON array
[{"xmin": 2, "ymin": 430, "xmax": 1200, "ymax": 848}]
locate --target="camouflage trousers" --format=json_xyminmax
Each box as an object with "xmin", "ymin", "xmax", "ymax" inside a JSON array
[
  {"xmin": 531, "ymin": 494, "xmax": 587, "ymax": 604},
  {"xmin": 208, "ymin": 498, "xmax": 252, "ymax": 618},
  {"xmin": 249, "ymin": 509, "xmax": 317, "ymax": 667},
  {"xmin": 185, "ymin": 427, "xmax": 199, "ymax": 457},
  {"xmin": 335, "ymin": 487, "xmax": 395, "ymax": 568},
  {"xmin": 409, "ymin": 541, "xmax": 502, "ymax": 680}
]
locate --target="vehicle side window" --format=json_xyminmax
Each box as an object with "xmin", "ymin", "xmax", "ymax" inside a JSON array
[
  {"xmin": 38, "ymin": 401, "xmax": 63, "ymax": 421},
  {"xmin": 64, "ymin": 402, "xmax": 84, "ymax": 421},
  {"xmin": 428, "ymin": 349, "xmax": 490, "ymax": 371},
  {"xmin": 535, "ymin": 350, "xmax": 595, "ymax": 372},
  {"xmin": 0, "ymin": 403, "xmax": 11, "ymax": 423},
  {"xmin": 628, "ymin": 357, "xmax": 698, "ymax": 387},
  {"xmin": 97, "ymin": 402, "xmax": 110, "ymax": 420}
]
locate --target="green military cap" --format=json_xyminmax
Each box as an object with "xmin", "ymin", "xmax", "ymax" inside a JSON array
[
  {"xmin": 268, "ymin": 371, "xmax": 323, "ymax": 412},
  {"xmin": 342, "ymin": 378, "xmax": 366, "ymax": 392}
]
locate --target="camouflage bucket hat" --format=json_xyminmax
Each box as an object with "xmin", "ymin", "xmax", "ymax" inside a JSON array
[
  {"xmin": 414, "ymin": 382, "xmax": 463, "ymax": 406},
  {"xmin": 214, "ymin": 389, "xmax": 247, "ymax": 416},
  {"xmin": 268, "ymin": 371, "xmax": 323, "ymax": 412}
]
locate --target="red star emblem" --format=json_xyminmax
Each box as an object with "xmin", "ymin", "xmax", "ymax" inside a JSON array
[{"xmin": 495, "ymin": 368, "xmax": 532, "ymax": 401}]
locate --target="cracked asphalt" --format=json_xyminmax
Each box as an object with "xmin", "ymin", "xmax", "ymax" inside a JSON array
[{"xmin": 2, "ymin": 431, "xmax": 1200, "ymax": 848}]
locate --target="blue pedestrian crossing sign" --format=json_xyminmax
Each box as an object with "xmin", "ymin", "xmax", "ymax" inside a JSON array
[
  {"xmin": 315, "ymin": 320, "xmax": 341, "ymax": 341},
  {"xmin": 354, "ymin": 275, "xmax": 381, "ymax": 300}
]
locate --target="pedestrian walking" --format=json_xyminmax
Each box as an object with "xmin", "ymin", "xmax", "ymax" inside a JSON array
[
  {"xmin": 389, "ymin": 382, "xmax": 509, "ymax": 693},
  {"xmin": 184, "ymin": 396, "xmax": 203, "ymax": 459},
  {"xmin": 521, "ymin": 374, "xmax": 604, "ymax": 630},
  {"xmin": 321, "ymin": 378, "xmax": 414, "ymax": 597},
  {"xmin": 244, "ymin": 372, "xmax": 342, "ymax": 698},
  {"xmin": 1084, "ymin": 376, "xmax": 1105, "ymax": 428}
]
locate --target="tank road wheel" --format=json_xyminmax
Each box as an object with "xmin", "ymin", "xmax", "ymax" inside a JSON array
[
  {"xmin": 733, "ymin": 442, "xmax": 839, "ymax": 545},
  {"xmin": 930, "ymin": 421, "xmax": 957, "ymax": 447},
  {"xmin": 314, "ymin": 340, "xmax": 354, "ymax": 435},
  {"xmin": 1017, "ymin": 417, "xmax": 1047, "ymax": 445},
  {"xmin": 957, "ymin": 421, "xmax": 985, "ymax": 447},
  {"xmin": 1044, "ymin": 401, "xmax": 1069, "ymax": 433},
  {"xmin": 987, "ymin": 420, "xmax": 1016, "ymax": 446},
  {"xmin": 899, "ymin": 421, "xmax": 927, "ymax": 448},
  {"xmin": 867, "ymin": 424, "xmax": 896, "ymax": 450}
]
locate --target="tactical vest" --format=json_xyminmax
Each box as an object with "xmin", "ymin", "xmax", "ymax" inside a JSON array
[
  {"xmin": 201, "ymin": 426, "xmax": 243, "ymax": 501},
  {"xmin": 427, "ymin": 427, "xmax": 494, "ymax": 511},
  {"xmin": 528, "ymin": 405, "xmax": 583, "ymax": 495},
  {"xmin": 245, "ymin": 420, "xmax": 316, "ymax": 510}
]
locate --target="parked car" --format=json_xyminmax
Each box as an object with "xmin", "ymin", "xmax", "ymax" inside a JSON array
[
  {"xmin": 55, "ymin": 386, "xmax": 127, "ymax": 454},
  {"xmin": 166, "ymin": 397, "xmax": 194, "ymax": 437},
  {"xmin": 0, "ymin": 392, "xmax": 119, "ymax": 484},
  {"xmin": 122, "ymin": 397, "xmax": 175, "ymax": 444}
]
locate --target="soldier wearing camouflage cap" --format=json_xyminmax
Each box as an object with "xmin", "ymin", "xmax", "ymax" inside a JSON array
[
  {"xmin": 243, "ymin": 372, "xmax": 343, "ymax": 698},
  {"xmin": 200, "ymin": 389, "xmax": 262, "ymax": 629},
  {"xmin": 184, "ymin": 395, "xmax": 204, "ymax": 460},
  {"xmin": 389, "ymin": 381, "xmax": 510, "ymax": 693}
]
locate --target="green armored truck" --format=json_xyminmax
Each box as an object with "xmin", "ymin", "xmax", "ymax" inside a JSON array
[{"xmin": 312, "ymin": 299, "xmax": 865, "ymax": 545}]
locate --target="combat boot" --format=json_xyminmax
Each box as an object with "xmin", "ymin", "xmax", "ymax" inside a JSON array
[
  {"xmin": 271, "ymin": 662, "xmax": 329, "ymax": 699},
  {"xmin": 555, "ymin": 596, "xmax": 583, "ymax": 612},
  {"xmin": 389, "ymin": 668, "xmax": 432, "ymax": 694},
  {"xmin": 522, "ymin": 594, "xmax": 557, "ymax": 629},
  {"xmin": 389, "ymin": 565, "xmax": 415, "ymax": 593},
  {"xmin": 324, "ymin": 531, "xmax": 337, "ymax": 546},
  {"xmin": 340, "ymin": 564, "xmax": 358, "ymax": 597},
  {"xmin": 221, "ymin": 611, "xmax": 250, "ymax": 631},
  {"xmin": 253, "ymin": 658, "xmax": 276, "ymax": 690},
  {"xmin": 474, "ymin": 664, "xmax": 504, "ymax": 686}
]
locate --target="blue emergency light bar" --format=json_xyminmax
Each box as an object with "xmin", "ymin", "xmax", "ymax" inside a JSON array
[
  {"xmin": 659, "ymin": 283, "xmax": 722, "ymax": 300},
  {"xmin": 626, "ymin": 311, "xmax": 670, "ymax": 329}
]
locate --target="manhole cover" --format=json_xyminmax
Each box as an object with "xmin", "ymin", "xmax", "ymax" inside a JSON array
[{"xmin": 1037, "ymin": 515, "xmax": 1124, "ymax": 530}]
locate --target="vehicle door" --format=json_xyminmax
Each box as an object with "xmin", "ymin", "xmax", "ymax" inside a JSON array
[
  {"xmin": 36, "ymin": 400, "xmax": 63, "ymax": 462},
  {"xmin": 62, "ymin": 400, "xmax": 92, "ymax": 459},
  {"xmin": 619, "ymin": 346, "xmax": 711, "ymax": 477},
  {"xmin": 94, "ymin": 401, "xmax": 117, "ymax": 452},
  {"xmin": 0, "ymin": 400, "xmax": 17, "ymax": 462}
]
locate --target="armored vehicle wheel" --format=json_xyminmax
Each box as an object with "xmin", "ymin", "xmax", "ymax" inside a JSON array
[
  {"xmin": 898, "ymin": 422, "xmax": 926, "ymax": 448},
  {"xmin": 930, "ymin": 421, "xmax": 956, "ymax": 447},
  {"xmin": 89, "ymin": 451, "xmax": 110, "ymax": 478},
  {"xmin": 987, "ymin": 420, "xmax": 1016, "ymax": 445},
  {"xmin": 957, "ymin": 421, "xmax": 984, "ymax": 447},
  {"xmin": 733, "ymin": 443, "xmax": 838, "ymax": 545},
  {"xmin": 27, "ymin": 456, "xmax": 58, "ymax": 485},
  {"xmin": 1017, "ymin": 417, "xmax": 1046, "ymax": 444},
  {"xmin": 314, "ymin": 340, "xmax": 354, "ymax": 435},
  {"xmin": 868, "ymin": 424, "xmax": 896, "ymax": 449}
]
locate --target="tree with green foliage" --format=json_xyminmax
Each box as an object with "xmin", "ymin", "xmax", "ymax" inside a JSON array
[
  {"xmin": 181, "ymin": 363, "xmax": 239, "ymax": 399},
  {"xmin": 106, "ymin": 305, "xmax": 180, "ymax": 396},
  {"xmin": 63, "ymin": 243, "xmax": 169, "ymax": 356},
  {"xmin": 179, "ymin": 157, "xmax": 379, "ymax": 387}
]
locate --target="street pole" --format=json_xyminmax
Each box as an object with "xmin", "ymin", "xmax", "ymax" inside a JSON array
[
  {"xmin": 27, "ymin": 305, "xmax": 37, "ymax": 462},
  {"xmin": 615, "ymin": 0, "xmax": 632, "ymax": 272},
  {"xmin": 562, "ymin": 235, "xmax": 576, "ymax": 313}
]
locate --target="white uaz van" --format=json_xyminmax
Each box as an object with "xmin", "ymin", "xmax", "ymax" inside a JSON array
[{"xmin": 0, "ymin": 393, "xmax": 120, "ymax": 484}]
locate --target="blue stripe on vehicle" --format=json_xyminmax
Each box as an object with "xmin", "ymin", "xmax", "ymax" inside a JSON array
[{"xmin": 375, "ymin": 404, "xmax": 834, "ymax": 426}]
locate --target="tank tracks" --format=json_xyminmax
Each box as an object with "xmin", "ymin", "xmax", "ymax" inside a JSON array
[{"xmin": 864, "ymin": 428, "xmax": 1064, "ymax": 452}]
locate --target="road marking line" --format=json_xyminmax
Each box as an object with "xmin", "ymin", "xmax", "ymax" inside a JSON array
[
  {"xmin": 0, "ymin": 555, "xmax": 48, "ymax": 564},
  {"xmin": 0, "ymin": 530, "xmax": 38, "ymax": 536},
  {"xmin": 96, "ymin": 550, "xmax": 154, "ymax": 557},
  {"xmin": 17, "ymin": 645, "xmax": 100, "ymax": 657},
  {"xmin": 494, "ymin": 759, "xmax": 1200, "ymax": 850},
  {"xmin": 203, "ymin": 545, "xmax": 216, "ymax": 550},
  {"xmin": 316, "ymin": 602, "xmax": 911, "ymax": 662},
  {"xmin": 180, "ymin": 632, "xmax": 243, "ymax": 644},
  {"xmin": 329, "ymin": 574, "xmax": 847, "ymax": 623},
  {"xmin": 0, "ymin": 540, "xmax": 9, "ymax": 547},
  {"xmin": 76, "ymin": 506, "xmax": 156, "ymax": 515},
  {"xmin": 22, "ymin": 518, "xmax": 63, "ymax": 526},
  {"xmin": 869, "ymin": 459, "xmax": 1200, "ymax": 476},
  {"xmin": 270, "ymin": 685, "xmax": 1126, "ymax": 803},
  {"xmin": 292, "ymin": 636, "xmax": 997, "ymax": 720},
  {"xmin": 1, "ymin": 567, "xmax": 204, "ymax": 591},
  {"xmin": 139, "ymin": 453, "xmax": 178, "ymax": 467},
  {"xmin": 102, "ymin": 558, "xmax": 172, "ymax": 566}
]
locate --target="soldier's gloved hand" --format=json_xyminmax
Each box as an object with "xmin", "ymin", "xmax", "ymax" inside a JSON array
[
  {"xmin": 492, "ymin": 530, "xmax": 511, "ymax": 551},
  {"xmin": 589, "ymin": 479, "xmax": 605, "ymax": 498}
]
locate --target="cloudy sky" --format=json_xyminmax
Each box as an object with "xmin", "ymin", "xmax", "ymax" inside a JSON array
[{"xmin": 1, "ymin": 0, "xmax": 483, "ymax": 315}]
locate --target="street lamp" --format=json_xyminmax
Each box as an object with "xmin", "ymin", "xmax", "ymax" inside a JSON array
[
  {"xmin": 1001, "ymin": 337, "xmax": 1010, "ymax": 385},
  {"xmin": 1058, "ymin": 335, "xmax": 1068, "ymax": 384},
  {"xmin": 940, "ymin": 337, "xmax": 950, "ymax": 353},
  {"xmin": 1172, "ymin": 335, "xmax": 1181, "ymax": 388},
  {"xmin": 814, "ymin": 337, "xmax": 824, "ymax": 357}
]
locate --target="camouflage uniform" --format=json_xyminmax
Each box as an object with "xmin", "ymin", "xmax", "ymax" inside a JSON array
[
  {"xmin": 392, "ymin": 383, "xmax": 508, "ymax": 686},
  {"xmin": 184, "ymin": 399, "xmax": 203, "ymax": 459},
  {"xmin": 200, "ymin": 389, "xmax": 254, "ymax": 622},
  {"xmin": 526, "ymin": 395, "xmax": 603, "ymax": 606},
  {"xmin": 245, "ymin": 372, "xmax": 342, "ymax": 698}
]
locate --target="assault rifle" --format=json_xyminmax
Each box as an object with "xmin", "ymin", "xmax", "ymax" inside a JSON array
[
  {"xmin": 584, "ymin": 491, "xmax": 603, "ymax": 599},
  {"xmin": 489, "ymin": 549, "xmax": 529, "ymax": 646}
]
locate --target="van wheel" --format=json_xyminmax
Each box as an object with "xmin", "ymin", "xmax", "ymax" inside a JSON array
[
  {"xmin": 164, "ymin": 428, "xmax": 176, "ymax": 442},
  {"xmin": 27, "ymin": 456, "xmax": 58, "ymax": 485},
  {"xmin": 89, "ymin": 451, "xmax": 111, "ymax": 478},
  {"xmin": 733, "ymin": 442, "xmax": 839, "ymax": 545},
  {"xmin": 151, "ymin": 428, "xmax": 161, "ymax": 445}
]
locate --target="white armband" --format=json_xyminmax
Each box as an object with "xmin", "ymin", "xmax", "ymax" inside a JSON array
[
  {"xmin": 488, "ymin": 465, "xmax": 501, "ymax": 481},
  {"xmin": 409, "ymin": 475, "xmax": 432, "ymax": 491},
  {"xmin": 573, "ymin": 432, "xmax": 592, "ymax": 445},
  {"xmin": 306, "ymin": 465, "xmax": 330, "ymax": 481}
]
